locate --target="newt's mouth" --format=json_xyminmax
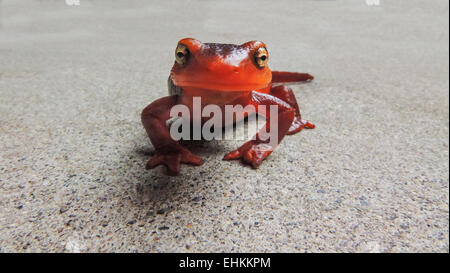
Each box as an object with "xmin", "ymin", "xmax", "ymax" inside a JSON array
[{"xmin": 174, "ymin": 80, "xmax": 270, "ymax": 92}]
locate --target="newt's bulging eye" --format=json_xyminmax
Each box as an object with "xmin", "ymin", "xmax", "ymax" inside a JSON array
[
  {"xmin": 175, "ymin": 44, "xmax": 189, "ymax": 65},
  {"xmin": 254, "ymin": 47, "xmax": 269, "ymax": 68}
]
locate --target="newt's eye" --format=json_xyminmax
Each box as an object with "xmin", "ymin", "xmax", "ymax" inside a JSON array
[
  {"xmin": 254, "ymin": 47, "xmax": 269, "ymax": 68},
  {"xmin": 175, "ymin": 44, "xmax": 189, "ymax": 65}
]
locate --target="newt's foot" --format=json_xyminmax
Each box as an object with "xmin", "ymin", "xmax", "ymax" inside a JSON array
[
  {"xmin": 146, "ymin": 148, "xmax": 203, "ymax": 176},
  {"xmin": 287, "ymin": 117, "xmax": 315, "ymax": 135},
  {"xmin": 223, "ymin": 141, "xmax": 273, "ymax": 168}
]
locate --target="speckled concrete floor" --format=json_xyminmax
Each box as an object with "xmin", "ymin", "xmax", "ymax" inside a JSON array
[{"xmin": 0, "ymin": 0, "xmax": 448, "ymax": 252}]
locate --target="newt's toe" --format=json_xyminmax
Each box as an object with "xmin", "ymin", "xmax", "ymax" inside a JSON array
[
  {"xmin": 224, "ymin": 141, "xmax": 273, "ymax": 168},
  {"xmin": 145, "ymin": 148, "xmax": 202, "ymax": 176},
  {"xmin": 287, "ymin": 118, "xmax": 315, "ymax": 135},
  {"xmin": 223, "ymin": 150, "xmax": 241, "ymax": 160}
]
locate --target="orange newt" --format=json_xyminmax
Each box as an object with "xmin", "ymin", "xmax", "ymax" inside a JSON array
[{"xmin": 141, "ymin": 38, "xmax": 315, "ymax": 175}]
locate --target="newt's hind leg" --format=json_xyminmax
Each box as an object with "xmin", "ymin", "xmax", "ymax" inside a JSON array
[
  {"xmin": 271, "ymin": 71, "xmax": 314, "ymax": 84},
  {"xmin": 270, "ymin": 85, "xmax": 315, "ymax": 135}
]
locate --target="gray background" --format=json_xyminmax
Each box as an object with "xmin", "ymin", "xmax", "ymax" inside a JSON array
[{"xmin": 0, "ymin": 0, "xmax": 448, "ymax": 252}]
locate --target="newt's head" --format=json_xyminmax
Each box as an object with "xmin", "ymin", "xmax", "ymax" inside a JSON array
[{"xmin": 170, "ymin": 38, "xmax": 272, "ymax": 92}]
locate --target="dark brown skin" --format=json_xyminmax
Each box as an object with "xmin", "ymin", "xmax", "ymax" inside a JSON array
[{"xmin": 141, "ymin": 38, "xmax": 314, "ymax": 175}]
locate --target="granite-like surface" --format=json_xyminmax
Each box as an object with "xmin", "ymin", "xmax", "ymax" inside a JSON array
[{"xmin": 0, "ymin": 0, "xmax": 448, "ymax": 252}]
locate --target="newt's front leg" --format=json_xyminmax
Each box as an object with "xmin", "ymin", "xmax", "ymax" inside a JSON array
[
  {"xmin": 223, "ymin": 91, "xmax": 295, "ymax": 168},
  {"xmin": 141, "ymin": 95, "xmax": 202, "ymax": 175}
]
